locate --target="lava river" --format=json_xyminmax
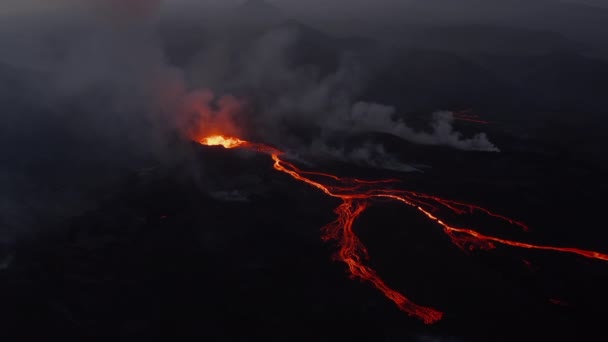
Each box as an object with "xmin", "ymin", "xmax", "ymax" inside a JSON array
[{"xmin": 199, "ymin": 135, "xmax": 608, "ymax": 324}]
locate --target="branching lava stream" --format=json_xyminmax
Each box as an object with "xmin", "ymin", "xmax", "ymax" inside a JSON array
[{"xmin": 199, "ymin": 135, "xmax": 608, "ymax": 324}]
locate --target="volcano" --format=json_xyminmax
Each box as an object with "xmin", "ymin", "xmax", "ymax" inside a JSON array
[{"xmin": 3, "ymin": 1, "xmax": 608, "ymax": 340}]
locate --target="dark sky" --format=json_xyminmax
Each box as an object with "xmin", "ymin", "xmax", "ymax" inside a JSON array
[{"xmin": 1, "ymin": 0, "xmax": 604, "ymax": 13}]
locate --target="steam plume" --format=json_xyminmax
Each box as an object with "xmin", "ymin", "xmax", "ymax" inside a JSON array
[
  {"xmin": 0, "ymin": 2, "xmax": 501, "ymax": 245},
  {"xmin": 185, "ymin": 26, "xmax": 500, "ymax": 158}
]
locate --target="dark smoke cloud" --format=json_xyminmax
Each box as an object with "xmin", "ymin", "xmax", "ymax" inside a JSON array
[
  {"xmin": 306, "ymin": 140, "xmax": 425, "ymax": 173},
  {"xmin": 0, "ymin": 1, "xmax": 188, "ymax": 245},
  {"xmin": 330, "ymin": 107, "xmax": 499, "ymax": 151},
  {"xmin": 0, "ymin": 0, "xmax": 502, "ymax": 246},
  {"xmin": 184, "ymin": 25, "xmax": 499, "ymax": 153}
]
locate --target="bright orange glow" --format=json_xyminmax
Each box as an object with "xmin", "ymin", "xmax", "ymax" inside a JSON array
[
  {"xmin": 197, "ymin": 134, "xmax": 608, "ymax": 324},
  {"xmin": 200, "ymin": 135, "xmax": 246, "ymax": 149}
]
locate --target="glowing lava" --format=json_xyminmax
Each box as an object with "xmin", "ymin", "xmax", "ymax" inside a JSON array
[
  {"xmin": 199, "ymin": 134, "xmax": 608, "ymax": 324},
  {"xmin": 199, "ymin": 135, "xmax": 246, "ymax": 148}
]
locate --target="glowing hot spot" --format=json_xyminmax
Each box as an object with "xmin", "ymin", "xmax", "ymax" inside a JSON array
[{"xmin": 200, "ymin": 135, "xmax": 246, "ymax": 149}]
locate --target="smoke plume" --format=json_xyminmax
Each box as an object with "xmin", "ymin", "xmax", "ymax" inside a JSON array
[
  {"xmin": 183, "ymin": 25, "xmax": 499, "ymax": 155},
  {"xmin": 0, "ymin": 1, "xmax": 187, "ymax": 245},
  {"xmin": 0, "ymin": 1, "xmax": 501, "ymax": 245}
]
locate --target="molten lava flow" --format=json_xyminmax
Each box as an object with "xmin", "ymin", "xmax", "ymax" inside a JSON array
[
  {"xmin": 199, "ymin": 134, "xmax": 608, "ymax": 324},
  {"xmin": 321, "ymin": 200, "xmax": 444, "ymax": 324}
]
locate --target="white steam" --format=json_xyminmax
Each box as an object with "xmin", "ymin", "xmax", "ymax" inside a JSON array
[
  {"xmin": 187, "ymin": 25, "xmax": 500, "ymax": 168},
  {"xmin": 334, "ymin": 104, "xmax": 500, "ymax": 152},
  {"xmin": 0, "ymin": 2, "xmax": 502, "ymax": 244},
  {"xmin": 308, "ymin": 140, "xmax": 424, "ymax": 173}
]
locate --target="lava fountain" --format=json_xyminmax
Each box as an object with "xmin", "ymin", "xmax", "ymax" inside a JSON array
[{"xmin": 198, "ymin": 134, "xmax": 608, "ymax": 324}]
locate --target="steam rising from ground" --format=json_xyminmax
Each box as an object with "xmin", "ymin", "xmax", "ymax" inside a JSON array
[
  {"xmin": 185, "ymin": 26, "xmax": 499, "ymax": 153},
  {"xmin": 308, "ymin": 140, "xmax": 425, "ymax": 172},
  {"xmin": 0, "ymin": 1, "xmax": 499, "ymax": 244},
  {"xmin": 337, "ymin": 106, "xmax": 499, "ymax": 152}
]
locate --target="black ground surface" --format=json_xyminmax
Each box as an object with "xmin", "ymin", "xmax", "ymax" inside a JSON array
[{"xmin": 2, "ymin": 133, "xmax": 607, "ymax": 341}]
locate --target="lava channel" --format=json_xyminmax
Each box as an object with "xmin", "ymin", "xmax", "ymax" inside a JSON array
[{"xmin": 199, "ymin": 134, "xmax": 608, "ymax": 324}]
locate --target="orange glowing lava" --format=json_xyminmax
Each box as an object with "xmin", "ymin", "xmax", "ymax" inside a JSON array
[
  {"xmin": 199, "ymin": 135, "xmax": 246, "ymax": 149},
  {"xmin": 199, "ymin": 134, "xmax": 608, "ymax": 324}
]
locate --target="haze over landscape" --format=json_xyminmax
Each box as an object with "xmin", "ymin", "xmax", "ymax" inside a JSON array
[{"xmin": 1, "ymin": 0, "xmax": 607, "ymax": 340}]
